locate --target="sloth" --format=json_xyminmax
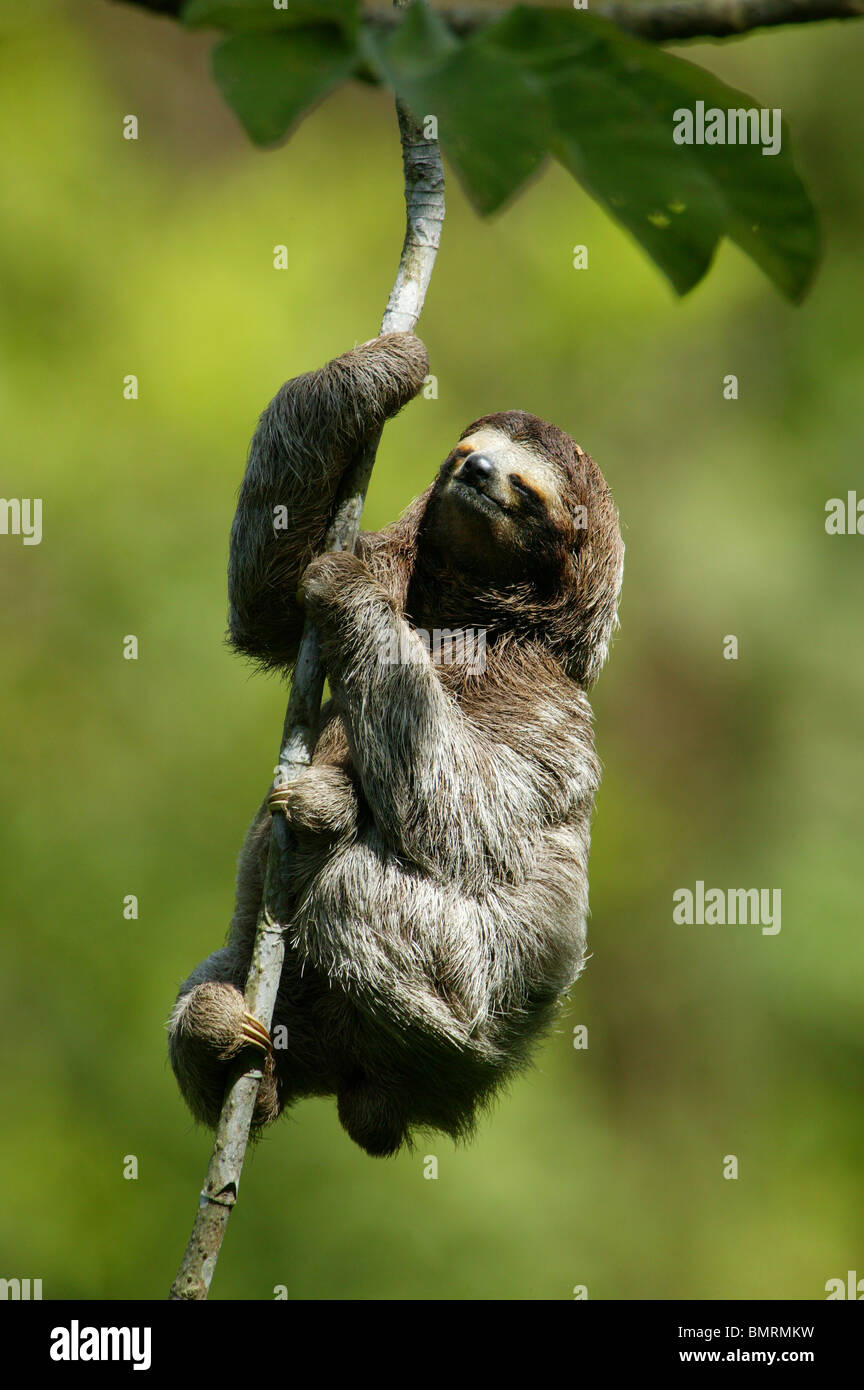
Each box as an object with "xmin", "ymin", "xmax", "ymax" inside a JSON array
[{"xmin": 168, "ymin": 333, "xmax": 623, "ymax": 1157}]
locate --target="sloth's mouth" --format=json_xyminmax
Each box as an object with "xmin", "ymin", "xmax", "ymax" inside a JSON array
[{"xmin": 451, "ymin": 476, "xmax": 511, "ymax": 518}]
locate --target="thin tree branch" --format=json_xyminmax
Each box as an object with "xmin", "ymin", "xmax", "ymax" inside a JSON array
[
  {"xmin": 112, "ymin": 0, "xmax": 864, "ymax": 43},
  {"xmin": 595, "ymin": 0, "xmax": 864, "ymax": 40},
  {"xmin": 168, "ymin": 97, "xmax": 444, "ymax": 1304}
]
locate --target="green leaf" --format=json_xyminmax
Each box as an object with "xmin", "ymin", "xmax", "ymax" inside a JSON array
[
  {"xmin": 485, "ymin": 8, "xmax": 820, "ymax": 300},
  {"xmin": 366, "ymin": 1, "xmax": 549, "ymax": 216},
  {"xmin": 212, "ymin": 28, "xmax": 357, "ymax": 145},
  {"xmin": 182, "ymin": 0, "xmax": 359, "ymax": 35}
]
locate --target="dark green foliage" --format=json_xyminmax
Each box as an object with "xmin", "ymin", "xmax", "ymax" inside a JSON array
[{"xmin": 179, "ymin": 0, "xmax": 820, "ymax": 300}]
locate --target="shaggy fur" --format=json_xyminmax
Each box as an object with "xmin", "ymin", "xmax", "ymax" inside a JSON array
[{"xmin": 168, "ymin": 333, "xmax": 623, "ymax": 1157}]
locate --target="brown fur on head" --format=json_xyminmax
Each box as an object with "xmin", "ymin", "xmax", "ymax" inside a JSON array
[{"xmin": 412, "ymin": 409, "xmax": 624, "ymax": 689}]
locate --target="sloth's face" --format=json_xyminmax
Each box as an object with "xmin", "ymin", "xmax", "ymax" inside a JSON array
[{"xmin": 430, "ymin": 427, "xmax": 569, "ymax": 579}]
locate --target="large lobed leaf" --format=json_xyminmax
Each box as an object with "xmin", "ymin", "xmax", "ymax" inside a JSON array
[{"xmin": 483, "ymin": 7, "xmax": 820, "ymax": 301}]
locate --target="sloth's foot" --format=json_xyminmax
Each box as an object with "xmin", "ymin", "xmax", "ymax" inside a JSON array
[{"xmin": 168, "ymin": 981, "xmax": 279, "ymax": 1130}]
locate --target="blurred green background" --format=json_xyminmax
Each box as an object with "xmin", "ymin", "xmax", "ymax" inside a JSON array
[{"xmin": 0, "ymin": 0, "xmax": 861, "ymax": 1301}]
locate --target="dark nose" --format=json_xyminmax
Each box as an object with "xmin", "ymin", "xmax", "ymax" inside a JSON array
[{"xmin": 459, "ymin": 452, "xmax": 494, "ymax": 488}]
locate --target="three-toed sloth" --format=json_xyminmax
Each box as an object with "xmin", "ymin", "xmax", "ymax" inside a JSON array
[{"xmin": 169, "ymin": 333, "xmax": 623, "ymax": 1157}]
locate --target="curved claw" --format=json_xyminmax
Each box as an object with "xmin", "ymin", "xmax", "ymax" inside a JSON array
[
  {"xmin": 241, "ymin": 1011, "xmax": 272, "ymax": 1056},
  {"xmin": 268, "ymin": 785, "xmax": 293, "ymax": 816}
]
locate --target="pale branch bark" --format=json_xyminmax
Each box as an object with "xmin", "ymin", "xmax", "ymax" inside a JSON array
[
  {"xmin": 113, "ymin": 0, "xmax": 864, "ymax": 42},
  {"xmin": 168, "ymin": 98, "xmax": 444, "ymax": 1304},
  {"xmin": 383, "ymin": 102, "xmax": 446, "ymax": 332},
  {"xmin": 595, "ymin": 0, "xmax": 864, "ymax": 40}
]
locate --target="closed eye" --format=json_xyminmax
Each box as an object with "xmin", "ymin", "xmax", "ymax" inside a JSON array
[{"xmin": 509, "ymin": 474, "xmax": 541, "ymax": 504}]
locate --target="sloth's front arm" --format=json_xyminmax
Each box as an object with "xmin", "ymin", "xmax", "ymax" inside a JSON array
[
  {"xmin": 303, "ymin": 550, "xmax": 595, "ymax": 892},
  {"xmin": 228, "ymin": 333, "xmax": 428, "ymax": 670}
]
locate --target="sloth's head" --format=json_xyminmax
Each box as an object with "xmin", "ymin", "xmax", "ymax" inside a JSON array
[{"xmin": 419, "ymin": 410, "xmax": 624, "ymax": 687}]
